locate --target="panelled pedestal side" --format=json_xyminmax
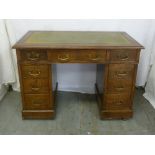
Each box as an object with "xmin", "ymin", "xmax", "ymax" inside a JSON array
[
  {"xmin": 16, "ymin": 49, "xmax": 55, "ymax": 119},
  {"xmin": 96, "ymin": 49, "xmax": 140, "ymax": 119}
]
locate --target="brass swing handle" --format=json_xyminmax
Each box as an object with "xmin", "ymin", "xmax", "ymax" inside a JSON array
[
  {"xmin": 115, "ymin": 86, "xmax": 125, "ymax": 91},
  {"xmin": 117, "ymin": 54, "xmax": 129, "ymax": 61},
  {"xmin": 31, "ymin": 87, "xmax": 40, "ymax": 91},
  {"xmin": 89, "ymin": 54, "xmax": 100, "ymax": 61},
  {"xmin": 114, "ymin": 101, "xmax": 123, "ymax": 105},
  {"xmin": 27, "ymin": 52, "xmax": 40, "ymax": 61},
  {"xmin": 115, "ymin": 71, "xmax": 128, "ymax": 78},
  {"xmin": 58, "ymin": 54, "xmax": 70, "ymax": 62},
  {"xmin": 28, "ymin": 71, "xmax": 41, "ymax": 77}
]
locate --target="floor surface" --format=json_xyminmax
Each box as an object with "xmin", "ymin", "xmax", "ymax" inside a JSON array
[{"xmin": 0, "ymin": 88, "xmax": 155, "ymax": 135}]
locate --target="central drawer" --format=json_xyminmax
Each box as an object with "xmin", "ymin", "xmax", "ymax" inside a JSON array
[{"xmin": 48, "ymin": 49, "xmax": 107, "ymax": 63}]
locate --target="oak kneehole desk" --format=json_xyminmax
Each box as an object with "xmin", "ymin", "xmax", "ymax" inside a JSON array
[{"xmin": 13, "ymin": 31, "xmax": 144, "ymax": 120}]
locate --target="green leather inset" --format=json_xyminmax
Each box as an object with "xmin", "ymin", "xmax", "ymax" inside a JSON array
[{"xmin": 25, "ymin": 31, "xmax": 131, "ymax": 45}]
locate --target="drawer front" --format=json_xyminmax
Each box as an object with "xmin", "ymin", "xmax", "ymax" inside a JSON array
[
  {"xmin": 23, "ymin": 79, "xmax": 49, "ymax": 93},
  {"xmin": 48, "ymin": 50, "xmax": 107, "ymax": 63},
  {"xmin": 106, "ymin": 79, "xmax": 132, "ymax": 93},
  {"xmin": 109, "ymin": 50, "xmax": 137, "ymax": 62},
  {"xmin": 24, "ymin": 94, "xmax": 51, "ymax": 110},
  {"xmin": 21, "ymin": 65, "xmax": 49, "ymax": 78},
  {"xmin": 108, "ymin": 64, "xmax": 135, "ymax": 80},
  {"xmin": 104, "ymin": 93, "xmax": 131, "ymax": 110},
  {"xmin": 20, "ymin": 50, "xmax": 47, "ymax": 62}
]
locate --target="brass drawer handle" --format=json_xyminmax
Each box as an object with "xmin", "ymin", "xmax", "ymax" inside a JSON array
[
  {"xmin": 58, "ymin": 54, "xmax": 69, "ymax": 61},
  {"xmin": 115, "ymin": 101, "xmax": 123, "ymax": 105},
  {"xmin": 31, "ymin": 87, "xmax": 40, "ymax": 91},
  {"xmin": 115, "ymin": 71, "xmax": 128, "ymax": 78},
  {"xmin": 89, "ymin": 54, "xmax": 100, "ymax": 61},
  {"xmin": 117, "ymin": 54, "xmax": 129, "ymax": 61},
  {"xmin": 28, "ymin": 71, "xmax": 41, "ymax": 77},
  {"xmin": 27, "ymin": 52, "xmax": 40, "ymax": 61},
  {"xmin": 117, "ymin": 72, "xmax": 127, "ymax": 76},
  {"xmin": 115, "ymin": 87, "xmax": 125, "ymax": 91}
]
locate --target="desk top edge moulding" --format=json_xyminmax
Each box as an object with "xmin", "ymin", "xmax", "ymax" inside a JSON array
[
  {"xmin": 13, "ymin": 31, "xmax": 144, "ymax": 120},
  {"xmin": 13, "ymin": 31, "xmax": 144, "ymax": 49}
]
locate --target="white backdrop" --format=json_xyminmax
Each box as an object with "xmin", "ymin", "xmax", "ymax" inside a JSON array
[
  {"xmin": 143, "ymin": 20, "xmax": 155, "ymax": 108},
  {"xmin": 0, "ymin": 20, "xmax": 16, "ymax": 100},
  {"xmin": 1, "ymin": 19, "xmax": 155, "ymax": 97}
]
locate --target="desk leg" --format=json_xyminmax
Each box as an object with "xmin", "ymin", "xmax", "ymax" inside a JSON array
[
  {"xmin": 50, "ymin": 64, "xmax": 58, "ymax": 118},
  {"xmin": 95, "ymin": 64, "xmax": 105, "ymax": 118}
]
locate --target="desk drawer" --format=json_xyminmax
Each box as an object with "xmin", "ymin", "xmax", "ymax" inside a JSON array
[
  {"xmin": 24, "ymin": 94, "xmax": 51, "ymax": 110},
  {"xmin": 48, "ymin": 50, "xmax": 107, "ymax": 63},
  {"xmin": 108, "ymin": 64, "xmax": 135, "ymax": 80},
  {"xmin": 20, "ymin": 50, "xmax": 47, "ymax": 62},
  {"xmin": 109, "ymin": 50, "xmax": 137, "ymax": 62},
  {"xmin": 21, "ymin": 65, "xmax": 49, "ymax": 78},
  {"xmin": 23, "ymin": 79, "xmax": 49, "ymax": 93},
  {"xmin": 104, "ymin": 93, "xmax": 131, "ymax": 110},
  {"xmin": 106, "ymin": 79, "xmax": 132, "ymax": 93}
]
